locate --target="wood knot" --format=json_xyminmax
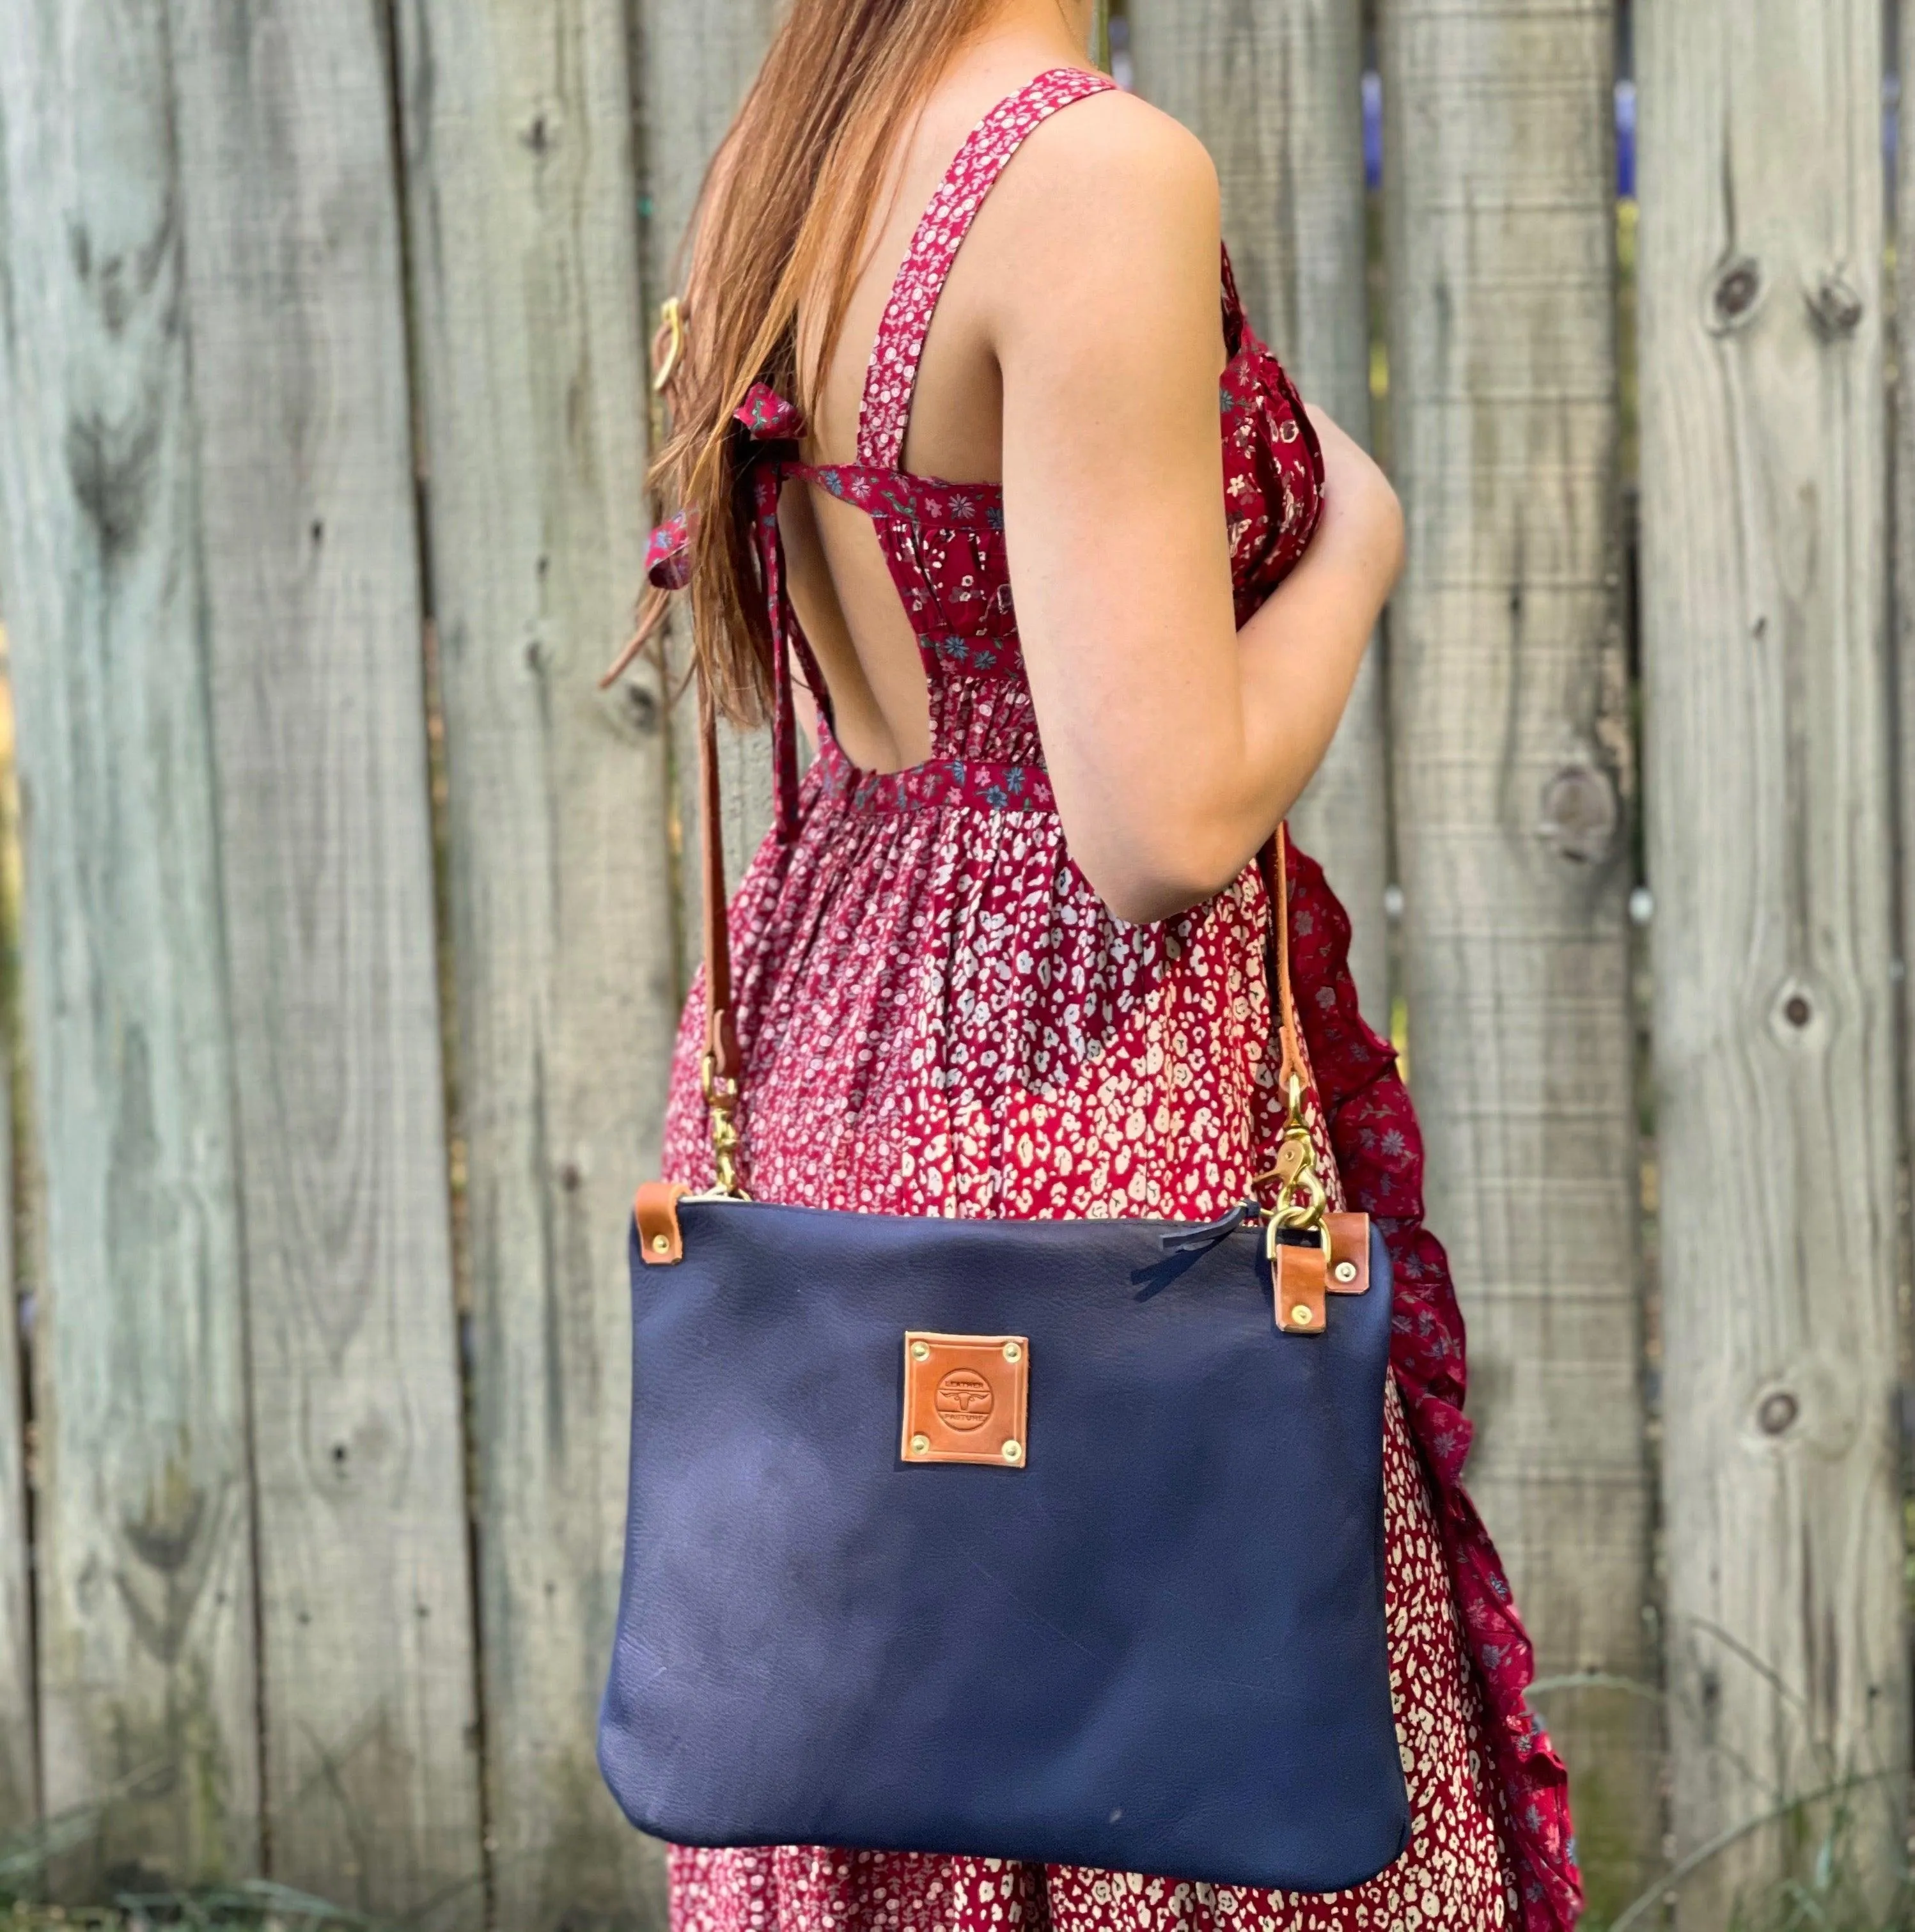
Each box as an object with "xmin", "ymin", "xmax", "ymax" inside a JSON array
[
  {"xmin": 1808, "ymin": 272, "xmax": 1864, "ymax": 337},
  {"xmin": 1757, "ymin": 1390, "xmax": 1799, "ymax": 1437},
  {"xmin": 1538, "ymin": 763, "xmax": 1618, "ymax": 864},
  {"xmin": 1708, "ymin": 254, "xmax": 1764, "ymax": 332},
  {"xmin": 1772, "ymin": 979, "xmax": 1822, "ymax": 1041}
]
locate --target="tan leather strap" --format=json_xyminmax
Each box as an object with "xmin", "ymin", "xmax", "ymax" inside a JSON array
[
  {"xmin": 699, "ymin": 674, "xmax": 741, "ymax": 1084},
  {"xmin": 1256, "ymin": 823, "xmax": 1309, "ymax": 1097}
]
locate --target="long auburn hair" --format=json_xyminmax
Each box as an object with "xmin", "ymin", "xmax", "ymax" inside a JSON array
[{"xmin": 616, "ymin": 0, "xmax": 999, "ymax": 726}]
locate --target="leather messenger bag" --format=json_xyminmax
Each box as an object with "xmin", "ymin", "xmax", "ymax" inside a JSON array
[{"xmin": 597, "ymin": 674, "xmax": 1409, "ymax": 1890}]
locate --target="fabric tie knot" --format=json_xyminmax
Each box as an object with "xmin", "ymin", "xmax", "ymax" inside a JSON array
[
  {"xmin": 735, "ymin": 382, "xmax": 806, "ymax": 442},
  {"xmin": 643, "ymin": 386, "xmax": 805, "ymax": 592}
]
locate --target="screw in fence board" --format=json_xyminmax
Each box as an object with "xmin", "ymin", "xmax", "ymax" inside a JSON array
[
  {"xmin": 1381, "ymin": 0, "xmax": 1657, "ymax": 1915},
  {"xmin": 164, "ymin": 1, "xmax": 484, "ymax": 1919},
  {"xmin": 391, "ymin": 0, "xmax": 676, "ymax": 1924},
  {"xmin": 0, "ymin": 0, "xmax": 263, "ymax": 1893},
  {"xmin": 1127, "ymin": 0, "xmax": 1391, "ymax": 1025},
  {"xmin": 1641, "ymin": 0, "xmax": 1909, "ymax": 1922},
  {"xmin": 634, "ymin": 0, "xmax": 785, "ymax": 995}
]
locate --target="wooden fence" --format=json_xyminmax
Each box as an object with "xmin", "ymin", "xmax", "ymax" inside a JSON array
[{"xmin": 0, "ymin": 2, "xmax": 1906, "ymax": 1928}]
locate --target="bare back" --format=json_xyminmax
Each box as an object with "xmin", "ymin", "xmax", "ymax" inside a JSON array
[
  {"xmin": 783, "ymin": 47, "xmax": 1151, "ymax": 775},
  {"xmin": 686, "ymin": 19, "xmax": 1394, "ymax": 928}
]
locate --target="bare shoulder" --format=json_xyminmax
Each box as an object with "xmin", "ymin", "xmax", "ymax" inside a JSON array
[
  {"xmin": 988, "ymin": 86, "xmax": 1219, "ymax": 244},
  {"xmin": 970, "ymin": 88, "xmax": 1221, "ymax": 357}
]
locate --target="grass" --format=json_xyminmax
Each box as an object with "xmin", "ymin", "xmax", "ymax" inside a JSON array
[
  {"xmin": 0, "ymin": 1797, "xmax": 403, "ymax": 1932},
  {"xmin": 2, "ymin": 1889, "xmax": 378, "ymax": 1932},
  {"xmin": 6, "ymin": 1769, "xmax": 1910, "ymax": 1932},
  {"xmin": 1533, "ymin": 1655, "xmax": 1914, "ymax": 1932}
]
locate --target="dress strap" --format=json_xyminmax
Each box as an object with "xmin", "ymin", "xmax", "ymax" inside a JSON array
[{"xmin": 856, "ymin": 65, "xmax": 1118, "ymax": 472}]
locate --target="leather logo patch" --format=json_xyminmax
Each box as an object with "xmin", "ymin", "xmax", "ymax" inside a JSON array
[
  {"xmin": 935, "ymin": 1369, "xmax": 994, "ymax": 1431},
  {"xmin": 902, "ymin": 1332, "xmax": 1029, "ymax": 1468}
]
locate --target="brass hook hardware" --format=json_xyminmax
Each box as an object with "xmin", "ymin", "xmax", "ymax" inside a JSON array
[
  {"xmin": 699, "ymin": 1048, "xmax": 749, "ymax": 1199},
  {"xmin": 653, "ymin": 297, "xmax": 685, "ymax": 396},
  {"xmin": 1262, "ymin": 1070, "xmax": 1327, "ymax": 1233}
]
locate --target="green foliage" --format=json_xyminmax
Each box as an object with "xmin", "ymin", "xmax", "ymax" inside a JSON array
[{"xmin": 0, "ymin": 1801, "xmax": 395, "ymax": 1932}]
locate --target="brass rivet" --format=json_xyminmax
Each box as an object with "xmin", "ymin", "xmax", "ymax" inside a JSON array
[
  {"xmin": 649, "ymin": 1233, "xmax": 670, "ymax": 1254},
  {"xmin": 911, "ymin": 1341, "xmax": 930, "ymax": 1361},
  {"xmin": 910, "ymin": 1434, "xmax": 930, "ymax": 1456},
  {"xmin": 1002, "ymin": 1440, "xmax": 1022, "ymax": 1462},
  {"xmin": 1291, "ymin": 1305, "xmax": 1313, "ymax": 1326},
  {"xmin": 1003, "ymin": 1341, "xmax": 1022, "ymax": 1362},
  {"xmin": 1333, "ymin": 1261, "xmax": 1357, "ymax": 1284}
]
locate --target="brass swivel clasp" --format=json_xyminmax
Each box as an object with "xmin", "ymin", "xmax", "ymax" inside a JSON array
[
  {"xmin": 1256, "ymin": 1071, "xmax": 1327, "ymax": 1252},
  {"xmin": 698, "ymin": 1048, "xmax": 749, "ymax": 1201}
]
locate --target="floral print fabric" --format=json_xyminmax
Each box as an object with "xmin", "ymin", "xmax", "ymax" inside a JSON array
[{"xmin": 657, "ymin": 66, "xmax": 1581, "ymax": 1932}]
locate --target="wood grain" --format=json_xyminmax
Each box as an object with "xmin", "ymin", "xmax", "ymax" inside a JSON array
[
  {"xmin": 1128, "ymin": 0, "xmax": 1391, "ymax": 1021},
  {"xmin": 164, "ymin": 2, "xmax": 483, "ymax": 1919},
  {"xmin": 392, "ymin": 0, "xmax": 674, "ymax": 1922},
  {"xmin": 0, "ymin": 0, "xmax": 261, "ymax": 1889},
  {"xmin": 1381, "ymin": 0, "xmax": 1656, "ymax": 1913},
  {"xmin": 0, "ymin": 828, "xmax": 34, "ymax": 1837},
  {"xmin": 1639, "ymin": 0, "xmax": 1907, "ymax": 1918},
  {"xmin": 633, "ymin": 0, "xmax": 781, "ymax": 990},
  {"xmin": 1898, "ymin": 12, "xmax": 1915, "ymax": 1851}
]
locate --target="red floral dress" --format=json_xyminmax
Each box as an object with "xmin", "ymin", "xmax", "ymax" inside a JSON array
[{"xmin": 653, "ymin": 66, "xmax": 1581, "ymax": 1932}]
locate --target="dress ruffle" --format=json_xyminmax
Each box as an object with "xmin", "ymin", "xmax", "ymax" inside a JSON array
[{"xmin": 1283, "ymin": 841, "xmax": 1583, "ymax": 1932}]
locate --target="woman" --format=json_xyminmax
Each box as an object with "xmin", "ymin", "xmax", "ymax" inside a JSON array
[{"xmin": 634, "ymin": 0, "xmax": 1579, "ymax": 1926}]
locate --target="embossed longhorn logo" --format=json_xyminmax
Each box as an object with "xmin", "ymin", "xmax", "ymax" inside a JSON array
[{"xmin": 934, "ymin": 1367, "xmax": 995, "ymax": 1432}]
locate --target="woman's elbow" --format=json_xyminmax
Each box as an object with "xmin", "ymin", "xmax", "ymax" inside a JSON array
[{"xmin": 1071, "ymin": 820, "xmax": 1258, "ymax": 928}]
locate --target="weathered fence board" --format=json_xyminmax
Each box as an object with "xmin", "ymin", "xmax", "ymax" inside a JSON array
[
  {"xmin": 1381, "ymin": 0, "xmax": 1655, "ymax": 1912},
  {"xmin": 164, "ymin": 3, "xmax": 483, "ymax": 1919},
  {"xmin": 392, "ymin": 0, "xmax": 675, "ymax": 1924},
  {"xmin": 0, "ymin": 0, "xmax": 261, "ymax": 1887},
  {"xmin": 1901, "ymin": 9, "xmax": 1915, "ymax": 1569},
  {"xmin": 1639, "ymin": 0, "xmax": 1907, "ymax": 1920},
  {"xmin": 1129, "ymin": 0, "xmax": 1390, "ymax": 1021},
  {"xmin": 0, "ymin": 1009, "xmax": 29, "ymax": 1836},
  {"xmin": 636, "ymin": 0, "xmax": 783, "ymax": 983}
]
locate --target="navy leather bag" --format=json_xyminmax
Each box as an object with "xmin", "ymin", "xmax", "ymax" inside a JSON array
[{"xmin": 598, "ymin": 684, "xmax": 1409, "ymax": 1891}]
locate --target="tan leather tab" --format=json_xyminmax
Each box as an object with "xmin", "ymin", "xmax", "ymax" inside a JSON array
[
  {"xmin": 902, "ymin": 1333, "xmax": 1031, "ymax": 1467},
  {"xmin": 1325, "ymin": 1211, "xmax": 1372, "ymax": 1295},
  {"xmin": 1273, "ymin": 1240, "xmax": 1328, "ymax": 1335},
  {"xmin": 634, "ymin": 1180, "xmax": 689, "ymax": 1265}
]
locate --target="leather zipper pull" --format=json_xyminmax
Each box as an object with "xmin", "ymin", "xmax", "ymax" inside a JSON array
[{"xmin": 1159, "ymin": 1201, "xmax": 1258, "ymax": 1253}]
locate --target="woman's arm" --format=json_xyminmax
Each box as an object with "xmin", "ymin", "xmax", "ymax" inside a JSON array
[
  {"xmin": 1229, "ymin": 403, "xmax": 1403, "ymax": 845},
  {"xmin": 983, "ymin": 93, "xmax": 1402, "ymax": 924}
]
